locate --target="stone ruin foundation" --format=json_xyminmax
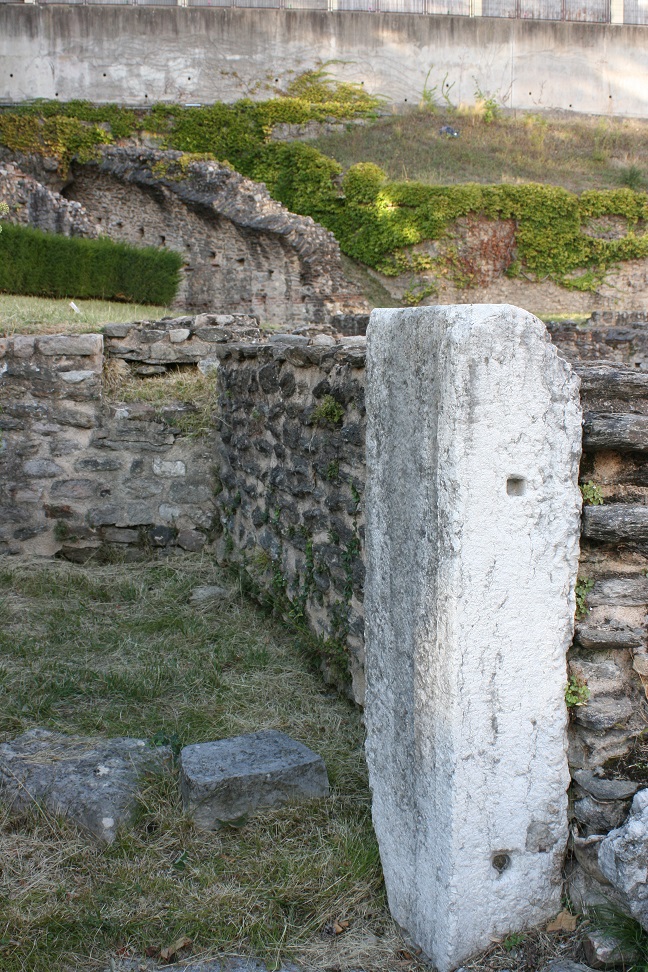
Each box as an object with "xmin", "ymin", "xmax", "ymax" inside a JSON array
[
  {"xmin": 2, "ymin": 305, "xmax": 648, "ymax": 964},
  {"xmin": 364, "ymin": 305, "xmax": 583, "ymax": 972}
]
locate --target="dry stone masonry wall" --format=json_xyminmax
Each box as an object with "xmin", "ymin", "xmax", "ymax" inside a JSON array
[
  {"xmin": 0, "ymin": 324, "xmax": 224, "ymax": 561},
  {"xmin": 1, "ymin": 308, "xmax": 647, "ymax": 916}
]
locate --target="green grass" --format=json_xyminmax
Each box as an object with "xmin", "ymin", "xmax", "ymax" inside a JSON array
[
  {"xmin": 311, "ymin": 109, "xmax": 648, "ymax": 194},
  {"xmin": 0, "ymin": 558, "xmax": 399, "ymax": 972},
  {"xmin": 0, "ymin": 294, "xmax": 171, "ymax": 337}
]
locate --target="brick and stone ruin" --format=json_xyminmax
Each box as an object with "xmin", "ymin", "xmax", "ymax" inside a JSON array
[
  {"xmin": 0, "ymin": 150, "xmax": 368, "ymax": 326},
  {"xmin": 1, "ymin": 305, "xmax": 648, "ymax": 968}
]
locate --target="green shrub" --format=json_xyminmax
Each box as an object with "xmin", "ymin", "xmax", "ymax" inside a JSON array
[{"xmin": 0, "ymin": 224, "xmax": 182, "ymax": 305}]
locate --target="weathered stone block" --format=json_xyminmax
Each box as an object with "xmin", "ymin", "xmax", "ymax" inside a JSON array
[
  {"xmin": 75, "ymin": 456, "xmax": 123, "ymax": 472},
  {"xmin": 179, "ymin": 730, "xmax": 329, "ymax": 829},
  {"xmin": 169, "ymin": 328, "xmax": 191, "ymax": 343},
  {"xmin": 583, "ymin": 413, "xmax": 648, "ymax": 452},
  {"xmin": 103, "ymin": 323, "xmax": 135, "ymax": 338},
  {"xmin": 51, "ymin": 478, "xmax": 98, "ymax": 499},
  {"xmin": 364, "ymin": 305, "xmax": 582, "ymax": 972},
  {"xmin": 0, "ymin": 728, "xmax": 170, "ymax": 842},
  {"xmin": 599, "ymin": 788, "xmax": 648, "ymax": 931},
  {"xmin": 37, "ymin": 334, "xmax": 103, "ymax": 357},
  {"xmin": 59, "ymin": 370, "xmax": 98, "ymax": 383},
  {"xmin": 23, "ymin": 458, "xmax": 64, "ymax": 478},
  {"xmin": 583, "ymin": 504, "xmax": 648, "ymax": 542},
  {"xmin": 177, "ymin": 529, "xmax": 206, "ymax": 551},
  {"xmin": 152, "ymin": 459, "xmax": 186, "ymax": 477}
]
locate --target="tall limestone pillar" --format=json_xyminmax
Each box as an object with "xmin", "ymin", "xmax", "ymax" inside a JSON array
[{"xmin": 364, "ymin": 304, "xmax": 582, "ymax": 972}]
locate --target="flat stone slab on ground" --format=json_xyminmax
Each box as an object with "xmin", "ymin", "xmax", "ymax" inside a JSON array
[
  {"xmin": 180, "ymin": 729, "xmax": 329, "ymax": 829},
  {"xmin": 0, "ymin": 728, "xmax": 170, "ymax": 842}
]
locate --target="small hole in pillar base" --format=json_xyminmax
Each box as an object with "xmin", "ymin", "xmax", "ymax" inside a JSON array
[
  {"xmin": 492, "ymin": 852, "xmax": 511, "ymax": 874},
  {"xmin": 507, "ymin": 477, "xmax": 526, "ymax": 496}
]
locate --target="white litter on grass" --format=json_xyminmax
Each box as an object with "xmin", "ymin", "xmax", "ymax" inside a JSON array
[{"xmin": 69, "ymin": 300, "xmax": 81, "ymax": 314}]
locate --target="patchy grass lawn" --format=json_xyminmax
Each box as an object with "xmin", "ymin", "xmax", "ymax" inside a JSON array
[
  {"xmin": 0, "ymin": 558, "xmax": 589, "ymax": 972},
  {"xmin": 0, "ymin": 295, "xmax": 171, "ymax": 337},
  {"xmin": 312, "ymin": 108, "xmax": 648, "ymax": 193},
  {"xmin": 0, "ymin": 558, "xmax": 403, "ymax": 972}
]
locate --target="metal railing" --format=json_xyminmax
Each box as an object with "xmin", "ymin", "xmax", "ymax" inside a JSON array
[{"xmin": 5, "ymin": 0, "xmax": 647, "ymax": 25}]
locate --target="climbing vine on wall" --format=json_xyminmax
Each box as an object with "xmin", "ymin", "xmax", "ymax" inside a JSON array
[{"xmin": 3, "ymin": 76, "xmax": 648, "ymax": 291}]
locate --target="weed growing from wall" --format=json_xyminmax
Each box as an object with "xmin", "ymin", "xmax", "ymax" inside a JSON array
[
  {"xmin": 565, "ymin": 674, "xmax": 590, "ymax": 708},
  {"xmin": 580, "ymin": 481, "xmax": 604, "ymax": 506},
  {"xmin": 575, "ymin": 577, "xmax": 595, "ymax": 620}
]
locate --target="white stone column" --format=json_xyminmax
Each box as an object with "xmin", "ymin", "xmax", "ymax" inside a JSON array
[{"xmin": 364, "ymin": 304, "xmax": 582, "ymax": 972}]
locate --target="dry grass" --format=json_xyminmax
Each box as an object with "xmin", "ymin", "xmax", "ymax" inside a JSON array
[
  {"xmin": 0, "ymin": 559, "xmax": 589, "ymax": 971},
  {"xmin": 0, "ymin": 558, "xmax": 411, "ymax": 972},
  {"xmin": 103, "ymin": 359, "xmax": 220, "ymax": 436},
  {"xmin": 313, "ymin": 108, "xmax": 648, "ymax": 193},
  {"xmin": 0, "ymin": 295, "xmax": 170, "ymax": 337}
]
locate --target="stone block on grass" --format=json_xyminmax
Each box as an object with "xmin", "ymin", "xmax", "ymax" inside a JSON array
[
  {"xmin": 179, "ymin": 730, "xmax": 329, "ymax": 829},
  {"xmin": 0, "ymin": 728, "xmax": 170, "ymax": 842}
]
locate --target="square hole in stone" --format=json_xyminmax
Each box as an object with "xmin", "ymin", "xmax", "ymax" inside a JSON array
[{"xmin": 507, "ymin": 477, "xmax": 526, "ymax": 496}]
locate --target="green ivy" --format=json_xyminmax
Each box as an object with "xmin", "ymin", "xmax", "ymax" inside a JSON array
[{"xmin": 4, "ymin": 80, "xmax": 648, "ymax": 292}]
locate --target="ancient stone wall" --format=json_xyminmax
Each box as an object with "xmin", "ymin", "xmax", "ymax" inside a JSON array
[
  {"xmin": 0, "ymin": 325, "xmax": 223, "ymax": 561},
  {"xmin": 1, "ymin": 150, "xmax": 368, "ymax": 326},
  {"xmin": 2, "ymin": 310, "xmax": 647, "ymax": 912}
]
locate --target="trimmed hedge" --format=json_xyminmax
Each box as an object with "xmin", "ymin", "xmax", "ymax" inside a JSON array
[{"xmin": 0, "ymin": 225, "xmax": 182, "ymax": 305}]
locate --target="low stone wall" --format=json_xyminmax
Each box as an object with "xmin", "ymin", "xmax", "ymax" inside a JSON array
[
  {"xmin": 214, "ymin": 334, "xmax": 368, "ymax": 699},
  {"xmin": 0, "ymin": 327, "xmax": 221, "ymax": 561}
]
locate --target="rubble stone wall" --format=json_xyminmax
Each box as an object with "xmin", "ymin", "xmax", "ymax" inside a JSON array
[
  {"xmin": 1, "ymin": 311, "xmax": 647, "ymax": 911},
  {"xmin": 0, "ymin": 326, "xmax": 222, "ymax": 562}
]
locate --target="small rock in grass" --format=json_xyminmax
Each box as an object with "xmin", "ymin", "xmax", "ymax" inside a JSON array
[
  {"xmin": 541, "ymin": 962, "xmax": 596, "ymax": 972},
  {"xmin": 0, "ymin": 728, "xmax": 170, "ymax": 842},
  {"xmin": 189, "ymin": 584, "xmax": 229, "ymax": 603},
  {"xmin": 583, "ymin": 928, "xmax": 638, "ymax": 969},
  {"xmin": 179, "ymin": 730, "xmax": 329, "ymax": 829}
]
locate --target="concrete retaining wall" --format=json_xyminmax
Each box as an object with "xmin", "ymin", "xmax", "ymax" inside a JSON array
[{"xmin": 3, "ymin": 7, "xmax": 648, "ymax": 117}]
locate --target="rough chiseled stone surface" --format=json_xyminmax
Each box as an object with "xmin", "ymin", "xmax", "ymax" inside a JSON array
[
  {"xmin": 0, "ymin": 728, "xmax": 170, "ymax": 842},
  {"xmin": 598, "ymin": 789, "xmax": 648, "ymax": 930},
  {"xmin": 364, "ymin": 305, "xmax": 582, "ymax": 972},
  {"xmin": 179, "ymin": 730, "xmax": 329, "ymax": 829}
]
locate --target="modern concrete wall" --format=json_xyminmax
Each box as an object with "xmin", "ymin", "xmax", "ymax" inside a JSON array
[{"xmin": 2, "ymin": 6, "xmax": 648, "ymax": 117}]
